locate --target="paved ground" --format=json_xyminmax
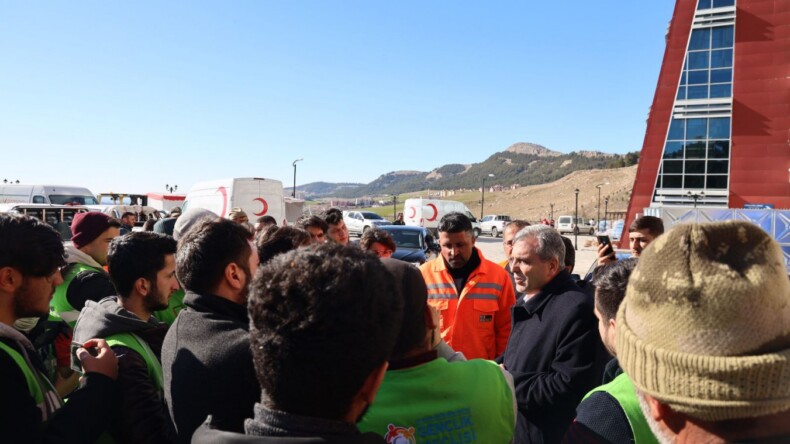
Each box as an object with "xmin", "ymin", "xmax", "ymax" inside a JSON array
[{"xmin": 474, "ymin": 233, "xmax": 601, "ymax": 276}]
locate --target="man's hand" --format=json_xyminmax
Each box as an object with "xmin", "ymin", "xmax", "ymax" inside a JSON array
[
  {"xmin": 596, "ymin": 242, "xmax": 616, "ymax": 267},
  {"xmin": 78, "ymin": 338, "xmax": 118, "ymax": 380}
]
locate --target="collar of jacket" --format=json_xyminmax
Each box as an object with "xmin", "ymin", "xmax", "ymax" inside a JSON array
[
  {"xmin": 516, "ymin": 270, "xmax": 576, "ymax": 317},
  {"xmin": 430, "ymin": 247, "xmax": 487, "ymax": 273},
  {"xmin": 183, "ymin": 291, "xmax": 249, "ymax": 322}
]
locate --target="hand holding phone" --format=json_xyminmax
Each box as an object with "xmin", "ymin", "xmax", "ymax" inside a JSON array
[
  {"xmin": 71, "ymin": 339, "xmax": 118, "ymax": 380},
  {"xmin": 596, "ymin": 235, "xmax": 616, "ymax": 266}
]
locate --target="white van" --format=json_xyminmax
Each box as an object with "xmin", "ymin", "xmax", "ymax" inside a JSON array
[
  {"xmin": 556, "ymin": 215, "xmax": 595, "ymax": 235},
  {"xmin": 183, "ymin": 178, "xmax": 303, "ymax": 225},
  {"xmin": 0, "ymin": 184, "xmax": 98, "ymax": 205},
  {"xmin": 403, "ymin": 198, "xmax": 481, "ymax": 237}
]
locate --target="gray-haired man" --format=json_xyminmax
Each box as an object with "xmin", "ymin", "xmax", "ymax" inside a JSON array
[{"xmin": 499, "ymin": 225, "xmax": 606, "ymax": 444}]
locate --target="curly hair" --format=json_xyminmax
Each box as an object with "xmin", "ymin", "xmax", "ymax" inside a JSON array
[
  {"xmin": 249, "ymin": 243, "xmax": 403, "ymax": 420},
  {"xmin": 322, "ymin": 208, "xmax": 344, "ymax": 226}
]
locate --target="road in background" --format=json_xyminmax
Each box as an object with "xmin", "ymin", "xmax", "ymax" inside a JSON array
[{"xmin": 474, "ymin": 234, "xmax": 601, "ymax": 277}]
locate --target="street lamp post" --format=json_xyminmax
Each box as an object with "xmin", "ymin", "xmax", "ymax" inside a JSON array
[
  {"xmin": 604, "ymin": 196, "xmax": 609, "ymax": 231},
  {"xmin": 480, "ymin": 174, "xmax": 494, "ymax": 220},
  {"xmin": 292, "ymin": 158, "xmax": 303, "ymax": 198},
  {"xmin": 596, "ymin": 184, "xmax": 603, "ymax": 233},
  {"xmin": 165, "ymin": 184, "xmax": 178, "ymax": 193},
  {"xmin": 687, "ymin": 190, "xmax": 704, "ymax": 208},
  {"xmin": 574, "ymin": 188, "xmax": 580, "ymax": 251},
  {"xmin": 392, "ymin": 195, "xmax": 397, "ymax": 220},
  {"xmin": 549, "ymin": 203, "xmax": 555, "ymax": 222}
]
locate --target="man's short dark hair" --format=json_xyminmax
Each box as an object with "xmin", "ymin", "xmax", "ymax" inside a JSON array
[
  {"xmin": 561, "ymin": 236, "xmax": 575, "ymax": 271},
  {"xmin": 257, "ymin": 226, "xmax": 311, "ymax": 265},
  {"xmin": 121, "ymin": 212, "xmax": 135, "ymax": 220},
  {"xmin": 360, "ymin": 229, "xmax": 396, "ymax": 252},
  {"xmin": 382, "ymin": 259, "xmax": 427, "ymax": 360},
  {"xmin": 108, "ymin": 232, "xmax": 177, "ymax": 298},
  {"xmin": 299, "ymin": 215, "xmax": 328, "ymax": 233},
  {"xmin": 0, "ymin": 215, "xmax": 65, "ymax": 277},
  {"xmin": 323, "ymin": 208, "xmax": 344, "ymax": 226},
  {"xmin": 176, "ymin": 219, "xmax": 253, "ymax": 295},
  {"xmin": 592, "ymin": 258, "xmax": 639, "ymax": 322},
  {"xmin": 438, "ymin": 212, "xmax": 472, "ymax": 234},
  {"xmin": 505, "ymin": 219, "xmax": 530, "ymax": 232},
  {"xmin": 629, "ymin": 215, "xmax": 664, "ymax": 236},
  {"xmin": 257, "ymin": 215, "xmax": 276, "ymax": 226},
  {"xmin": 249, "ymin": 244, "xmax": 403, "ymax": 420}
]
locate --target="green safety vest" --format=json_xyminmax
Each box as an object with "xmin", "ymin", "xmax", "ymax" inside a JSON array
[
  {"xmin": 153, "ymin": 288, "xmax": 185, "ymax": 326},
  {"xmin": 359, "ymin": 357, "xmax": 515, "ymax": 443},
  {"xmin": 51, "ymin": 263, "xmax": 104, "ymax": 327},
  {"xmin": 0, "ymin": 340, "xmax": 63, "ymax": 421},
  {"xmin": 583, "ymin": 373, "xmax": 659, "ymax": 444},
  {"xmin": 104, "ymin": 332, "xmax": 163, "ymax": 392}
]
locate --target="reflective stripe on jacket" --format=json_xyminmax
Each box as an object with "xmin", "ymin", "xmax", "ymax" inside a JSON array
[
  {"xmin": 50, "ymin": 263, "xmax": 103, "ymax": 327},
  {"xmin": 419, "ymin": 248, "xmax": 515, "ymax": 360},
  {"xmin": 0, "ymin": 340, "xmax": 63, "ymax": 421}
]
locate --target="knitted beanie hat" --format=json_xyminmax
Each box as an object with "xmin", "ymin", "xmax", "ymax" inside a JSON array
[
  {"xmin": 617, "ymin": 220, "xmax": 790, "ymax": 421},
  {"xmin": 71, "ymin": 212, "xmax": 116, "ymax": 249},
  {"xmin": 173, "ymin": 208, "xmax": 218, "ymax": 240}
]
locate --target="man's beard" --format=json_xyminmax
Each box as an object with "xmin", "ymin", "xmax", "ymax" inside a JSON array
[
  {"xmin": 145, "ymin": 280, "xmax": 171, "ymax": 312},
  {"xmin": 13, "ymin": 280, "xmax": 49, "ymax": 319},
  {"xmin": 637, "ymin": 391, "xmax": 676, "ymax": 444}
]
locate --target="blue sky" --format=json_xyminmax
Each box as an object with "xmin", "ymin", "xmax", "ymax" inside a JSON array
[{"xmin": 0, "ymin": 1, "xmax": 675, "ymax": 194}]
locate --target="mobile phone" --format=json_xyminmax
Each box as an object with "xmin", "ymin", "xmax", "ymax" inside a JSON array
[
  {"xmin": 70, "ymin": 341, "xmax": 98, "ymax": 373},
  {"xmin": 597, "ymin": 235, "xmax": 613, "ymax": 254}
]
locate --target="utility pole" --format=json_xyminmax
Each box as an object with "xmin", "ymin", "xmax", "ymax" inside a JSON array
[
  {"xmin": 292, "ymin": 158, "xmax": 303, "ymax": 198},
  {"xmin": 574, "ymin": 188, "xmax": 580, "ymax": 251}
]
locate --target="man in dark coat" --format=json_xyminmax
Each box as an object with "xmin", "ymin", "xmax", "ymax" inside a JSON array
[
  {"xmin": 499, "ymin": 225, "xmax": 606, "ymax": 444},
  {"xmin": 161, "ymin": 219, "xmax": 260, "ymax": 443}
]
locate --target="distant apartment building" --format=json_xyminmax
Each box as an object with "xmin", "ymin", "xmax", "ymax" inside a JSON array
[{"xmin": 624, "ymin": 0, "xmax": 790, "ymax": 230}]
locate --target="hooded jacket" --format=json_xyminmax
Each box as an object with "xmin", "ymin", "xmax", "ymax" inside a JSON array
[
  {"xmin": 50, "ymin": 244, "xmax": 116, "ymax": 325},
  {"xmin": 0, "ymin": 321, "xmax": 119, "ymax": 443},
  {"xmin": 73, "ymin": 296, "xmax": 174, "ymax": 444}
]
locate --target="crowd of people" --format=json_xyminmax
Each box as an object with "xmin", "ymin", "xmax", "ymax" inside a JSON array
[{"xmin": 2, "ymin": 205, "xmax": 790, "ymax": 444}]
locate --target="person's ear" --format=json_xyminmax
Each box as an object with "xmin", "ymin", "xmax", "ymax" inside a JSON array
[
  {"xmin": 0, "ymin": 267, "xmax": 21, "ymax": 293},
  {"xmin": 134, "ymin": 277, "xmax": 150, "ymax": 296},
  {"xmin": 224, "ymin": 263, "xmax": 243, "ymax": 290},
  {"xmin": 608, "ymin": 317, "xmax": 617, "ymax": 331}
]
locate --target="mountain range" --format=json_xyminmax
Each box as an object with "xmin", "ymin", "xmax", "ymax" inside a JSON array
[{"xmin": 286, "ymin": 143, "xmax": 638, "ymax": 199}]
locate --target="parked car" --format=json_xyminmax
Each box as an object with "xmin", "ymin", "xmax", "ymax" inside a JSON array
[
  {"xmin": 378, "ymin": 225, "xmax": 440, "ymax": 266},
  {"xmin": 343, "ymin": 211, "xmax": 390, "ymax": 237},
  {"xmin": 479, "ymin": 215, "xmax": 512, "ymax": 238},
  {"xmin": 556, "ymin": 215, "xmax": 595, "ymax": 235}
]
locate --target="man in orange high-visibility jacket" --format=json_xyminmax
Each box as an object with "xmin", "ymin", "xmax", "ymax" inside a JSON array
[{"xmin": 420, "ymin": 212, "xmax": 515, "ymax": 360}]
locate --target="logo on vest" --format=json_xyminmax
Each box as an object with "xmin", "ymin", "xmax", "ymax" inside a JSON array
[
  {"xmin": 385, "ymin": 424, "xmax": 416, "ymax": 444},
  {"xmin": 479, "ymin": 314, "xmax": 493, "ymax": 323}
]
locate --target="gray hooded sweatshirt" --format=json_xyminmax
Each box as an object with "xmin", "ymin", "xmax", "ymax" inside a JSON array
[{"xmin": 73, "ymin": 296, "xmax": 174, "ymax": 444}]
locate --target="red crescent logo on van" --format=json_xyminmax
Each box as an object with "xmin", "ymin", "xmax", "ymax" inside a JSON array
[
  {"xmin": 426, "ymin": 204, "xmax": 438, "ymax": 222},
  {"xmin": 253, "ymin": 198, "xmax": 268, "ymax": 216},
  {"xmin": 408, "ymin": 207, "xmax": 416, "ymax": 219},
  {"xmin": 216, "ymin": 186, "xmax": 228, "ymax": 218}
]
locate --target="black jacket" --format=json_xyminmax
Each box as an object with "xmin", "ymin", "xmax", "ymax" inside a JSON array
[
  {"xmin": 0, "ymin": 324, "xmax": 119, "ymax": 444},
  {"xmin": 73, "ymin": 296, "xmax": 174, "ymax": 444},
  {"xmin": 501, "ymin": 270, "xmax": 606, "ymax": 444},
  {"xmin": 162, "ymin": 291, "xmax": 261, "ymax": 443}
]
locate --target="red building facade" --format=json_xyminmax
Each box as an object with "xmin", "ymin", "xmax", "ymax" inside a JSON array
[{"xmin": 623, "ymin": 0, "xmax": 790, "ymax": 240}]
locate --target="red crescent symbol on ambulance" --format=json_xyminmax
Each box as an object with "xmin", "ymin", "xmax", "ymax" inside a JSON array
[
  {"xmin": 408, "ymin": 207, "xmax": 416, "ymax": 219},
  {"xmin": 426, "ymin": 203, "xmax": 438, "ymax": 222},
  {"xmin": 216, "ymin": 187, "xmax": 228, "ymax": 218},
  {"xmin": 253, "ymin": 198, "xmax": 268, "ymax": 216}
]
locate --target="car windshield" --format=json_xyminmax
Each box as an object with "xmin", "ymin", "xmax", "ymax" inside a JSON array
[
  {"xmin": 361, "ymin": 212, "xmax": 383, "ymax": 220},
  {"xmin": 385, "ymin": 229, "xmax": 423, "ymax": 249},
  {"xmin": 49, "ymin": 194, "xmax": 99, "ymax": 205}
]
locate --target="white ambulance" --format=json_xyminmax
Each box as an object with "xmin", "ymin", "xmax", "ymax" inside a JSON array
[
  {"xmin": 183, "ymin": 178, "xmax": 303, "ymax": 225},
  {"xmin": 403, "ymin": 198, "xmax": 481, "ymax": 237}
]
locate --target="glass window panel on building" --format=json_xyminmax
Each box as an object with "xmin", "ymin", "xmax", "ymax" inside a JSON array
[
  {"xmin": 688, "ymin": 52, "xmax": 710, "ymax": 70},
  {"xmin": 706, "ymin": 176, "xmax": 728, "ymax": 189},
  {"xmin": 711, "ymin": 49, "xmax": 733, "ymax": 68},
  {"xmin": 690, "ymin": 29, "xmax": 711, "ymax": 50},
  {"xmin": 685, "ymin": 175, "xmax": 705, "ymax": 188},
  {"xmin": 688, "ymin": 85, "xmax": 709, "ymax": 99},
  {"xmin": 686, "ymin": 141, "xmax": 707, "ymax": 158},
  {"xmin": 697, "ymin": 0, "xmax": 712, "ymax": 10},
  {"xmin": 709, "ymin": 117, "xmax": 731, "ymax": 139},
  {"xmin": 712, "ymin": 27, "xmax": 734, "ymax": 48},
  {"xmin": 687, "ymin": 119, "xmax": 707, "ymax": 139},
  {"xmin": 708, "ymin": 160, "xmax": 729, "ymax": 174},
  {"xmin": 663, "ymin": 175, "xmax": 683, "ymax": 188},
  {"xmin": 664, "ymin": 141, "xmax": 684, "ymax": 159},
  {"xmin": 710, "ymin": 68, "xmax": 732, "ymax": 83},
  {"xmin": 686, "ymin": 161, "xmax": 706, "ymax": 174},
  {"xmin": 664, "ymin": 160, "xmax": 683, "ymax": 173},
  {"xmin": 688, "ymin": 70, "xmax": 709, "ymax": 84},
  {"xmin": 668, "ymin": 119, "xmax": 685, "ymax": 140},
  {"xmin": 708, "ymin": 140, "xmax": 729, "ymax": 158}
]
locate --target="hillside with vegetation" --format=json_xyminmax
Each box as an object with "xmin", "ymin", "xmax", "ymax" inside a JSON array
[{"xmin": 292, "ymin": 142, "xmax": 639, "ymax": 199}]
